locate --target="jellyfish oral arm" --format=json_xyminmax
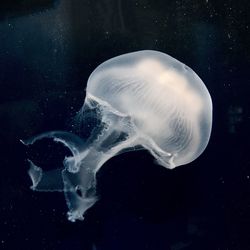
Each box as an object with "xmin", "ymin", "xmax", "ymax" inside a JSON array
[
  {"xmin": 22, "ymin": 111, "xmax": 139, "ymax": 221},
  {"xmin": 63, "ymin": 132, "xmax": 139, "ymax": 222}
]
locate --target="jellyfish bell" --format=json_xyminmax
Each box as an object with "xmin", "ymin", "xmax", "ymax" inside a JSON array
[
  {"xmin": 22, "ymin": 50, "xmax": 212, "ymax": 222},
  {"xmin": 87, "ymin": 50, "xmax": 212, "ymax": 167}
]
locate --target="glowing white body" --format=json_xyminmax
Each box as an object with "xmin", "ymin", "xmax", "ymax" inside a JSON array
[{"xmin": 22, "ymin": 50, "xmax": 212, "ymax": 221}]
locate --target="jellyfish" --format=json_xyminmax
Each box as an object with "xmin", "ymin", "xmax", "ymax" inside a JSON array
[{"xmin": 22, "ymin": 50, "xmax": 212, "ymax": 222}]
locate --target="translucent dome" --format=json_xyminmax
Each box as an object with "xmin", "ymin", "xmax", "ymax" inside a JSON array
[{"xmin": 87, "ymin": 50, "xmax": 212, "ymax": 167}]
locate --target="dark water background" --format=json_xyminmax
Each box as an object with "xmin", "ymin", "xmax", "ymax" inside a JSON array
[{"xmin": 0, "ymin": 0, "xmax": 250, "ymax": 249}]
